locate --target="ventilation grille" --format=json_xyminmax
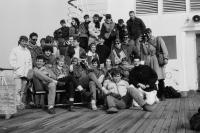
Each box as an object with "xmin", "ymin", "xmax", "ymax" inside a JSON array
[
  {"xmin": 190, "ymin": 0, "xmax": 200, "ymax": 11},
  {"xmin": 163, "ymin": 0, "xmax": 186, "ymax": 12},
  {"xmin": 136, "ymin": 0, "xmax": 158, "ymax": 15}
]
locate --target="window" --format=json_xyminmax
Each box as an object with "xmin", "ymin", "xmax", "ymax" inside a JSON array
[
  {"xmin": 190, "ymin": 0, "xmax": 200, "ymax": 11},
  {"xmin": 160, "ymin": 36, "xmax": 177, "ymax": 59},
  {"xmin": 136, "ymin": 0, "xmax": 158, "ymax": 15},
  {"xmin": 163, "ymin": 0, "xmax": 186, "ymax": 13}
]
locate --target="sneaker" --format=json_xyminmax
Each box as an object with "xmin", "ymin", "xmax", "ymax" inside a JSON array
[
  {"xmin": 107, "ymin": 107, "xmax": 118, "ymax": 114},
  {"xmin": 17, "ymin": 104, "xmax": 25, "ymax": 110},
  {"xmin": 48, "ymin": 108, "xmax": 55, "ymax": 114},
  {"xmin": 91, "ymin": 102, "xmax": 97, "ymax": 111},
  {"xmin": 142, "ymin": 104, "xmax": 153, "ymax": 112}
]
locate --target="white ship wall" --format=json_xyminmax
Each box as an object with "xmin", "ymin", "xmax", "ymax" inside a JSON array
[{"xmin": 108, "ymin": 0, "xmax": 200, "ymax": 94}]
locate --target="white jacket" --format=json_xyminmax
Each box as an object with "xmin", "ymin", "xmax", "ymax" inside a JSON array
[
  {"xmin": 88, "ymin": 21, "xmax": 102, "ymax": 38},
  {"xmin": 9, "ymin": 45, "xmax": 32, "ymax": 77}
]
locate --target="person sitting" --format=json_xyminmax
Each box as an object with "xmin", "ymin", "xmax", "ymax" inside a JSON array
[
  {"xmin": 117, "ymin": 57, "xmax": 134, "ymax": 82},
  {"xmin": 42, "ymin": 45, "xmax": 56, "ymax": 69},
  {"xmin": 86, "ymin": 43, "xmax": 99, "ymax": 65},
  {"xmin": 54, "ymin": 19, "xmax": 69, "ymax": 41},
  {"xmin": 102, "ymin": 58, "xmax": 114, "ymax": 74},
  {"xmin": 96, "ymin": 35, "xmax": 110, "ymax": 65},
  {"xmin": 102, "ymin": 69, "xmax": 153, "ymax": 114},
  {"xmin": 129, "ymin": 56, "xmax": 159, "ymax": 105},
  {"xmin": 70, "ymin": 57, "xmax": 103, "ymax": 110},
  {"xmin": 109, "ymin": 39, "xmax": 128, "ymax": 65},
  {"xmin": 28, "ymin": 55, "xmax": 65, "ymax": 114},
  {"xmin": 51, "ymin": 55, "xmax": 93, "ymax": 111}
]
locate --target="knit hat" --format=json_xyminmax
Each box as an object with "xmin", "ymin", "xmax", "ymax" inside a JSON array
[{"xmin": 105, "ymin": 14, "xmax": 111, "ymax": 19}]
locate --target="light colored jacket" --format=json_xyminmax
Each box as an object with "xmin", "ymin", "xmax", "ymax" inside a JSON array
[
  {"xmin": 88, "ymin": 21, "xmax": 102, "ymax": 38},
  {"xmin": 104, "ymin": 80, "xmax": 129, "ymax": 97},
  {"xmin": 9, "ymin": 45, "xmax": 32, "ymax": 77}
]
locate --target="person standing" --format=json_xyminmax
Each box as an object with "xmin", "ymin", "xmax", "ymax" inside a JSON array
[
  {"xmin": 26, "ymin": 32, "xmax": 43, "ymax": 68},
  {"xmin": 69, "ymin": 17, "xmax": 80, "ymax": 38},
  {"xmin": 9, "ymin": 36, "xmax": 32, "ymax": 110},
  {"xmin": 142, "ymin": 28, "xmax": 169, "ymax": 101},
  {"xmin": 127, "ymin": 11, "xmax": 146, "ymax": 57},
  {"xmin": 79, "ymin": 14, "xmax": 91, "ymax": 51}
]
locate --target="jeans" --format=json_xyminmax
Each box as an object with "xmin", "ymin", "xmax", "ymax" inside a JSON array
[
  {"xmin": 106, "ymin": 86, "xmax": 145, "ymax": 109},
  {"xmin": 14, "ymin": 77, "xmax": 28, "ymax": 106}
]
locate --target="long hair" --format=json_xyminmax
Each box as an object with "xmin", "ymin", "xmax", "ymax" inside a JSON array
[{"xmin": 71, "ymin": 17, "xmax": 80, "ymax": 27}]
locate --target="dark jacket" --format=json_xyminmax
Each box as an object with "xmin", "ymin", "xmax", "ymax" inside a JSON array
[
  {"xmin": 116, "ymin": 24, "xmax": 127, "ymax": 41},
  {"xmin": 54, "ymin": 26, "xmax": 69, "ymax": 41},
  {"xmin": 79, "ymin": 21, "xmax": 91, "ymax": 38},
  {"xmin": 126, "ymin": 17, "xmax": 146, "ymax": 40},
  {"xmin": 129, "ymin": 65, "xmax": 158, "ymax": 92},
  {"xmin": 100, "ymin": 20, "xmax": 116, "ymax": 39}
]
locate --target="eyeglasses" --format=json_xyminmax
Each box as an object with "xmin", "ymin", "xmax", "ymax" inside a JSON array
[
  {"xmin": 106, "ymin": 17, "xmax": 111, "ymax": 19},
  {"xmin": 32, "ymin": 39, "xmax": 37, "ymax": 41}
]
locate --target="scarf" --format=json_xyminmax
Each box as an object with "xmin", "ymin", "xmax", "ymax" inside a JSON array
[
  {"xmin": 114, "ymin": 47, "xmax": 123, "ymax": 58},
  {"xmin": 27, "ymin": 42, "xmax": 38, "ymax": 50}
]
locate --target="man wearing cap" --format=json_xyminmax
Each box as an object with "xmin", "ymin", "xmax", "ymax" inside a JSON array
[
  {"xmin": 79, "ymin": 14, "xmax": 91, "ymax": 51},
  {"xmin": 9, "ymin": 36, "xmax": 32, "ymax": 110},
  {"xmin": 88, "ymin": 14, "xmax": 102, "ymax": 46},
  {"xmin": 100, "ymin": 14, "xmax": 116, "ymax": 50},
  {"xmin": 54, "ymin": 19, "xmax": 70, "ymax": 41},
  {"xmin": 127, "ymin": 11, "xmax": 146, "ymax": 57}
]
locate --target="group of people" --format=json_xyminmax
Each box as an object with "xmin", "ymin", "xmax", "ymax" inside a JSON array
[{"xmin": 8, "ymin": 10, "xmax": 169, "ymax": 115}]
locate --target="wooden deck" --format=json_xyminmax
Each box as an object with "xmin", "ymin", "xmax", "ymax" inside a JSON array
[{"xmin": 0, "ymin": 91, "xmax": 200, "ymax": 133}]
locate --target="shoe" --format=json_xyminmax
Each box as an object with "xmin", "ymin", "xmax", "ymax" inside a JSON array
[
  {"xmin": 107, "ymin": 107, "xmax": 118, "ymax": 114},
  {"xmin": 69, "ymin": 106, "xmax": 76, "ymax": 112},
  {"xmin": 142, "ymin": 104, "xmax": 153, "ymax": 112},
  {"xmin": 161, "ymin": 95, "xmax": 165, "ymax": 101},
  {"xmin": 81, "ymin": 89, "xmax": 93, "ymax": 98},
  {"xmin": 17, "ymin": 104, "xmax": 25, "ymax": 110},
  {"xmin": 57, "ymin": 82, "xmax": 65, "ymax": 87},
  {"xmin": 48, "ymin": 108, "xmax": 55, "ymax": 114},
  {"xmin": 91, "ymin": 101, "xmax": 97, "ymax": 111}
]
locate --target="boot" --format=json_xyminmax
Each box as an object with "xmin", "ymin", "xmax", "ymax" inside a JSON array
[
  {"xmin": 81, "ymin": 89, "xmax": 93, "ymax": 98},
  {"xmin": 68, "ymin": 101, "xmax": 76, "ymax": 112},
  {"xmin": 142, "ymin": 103, "xmax": 153, "ymax": 112},
  {"xmin": 158, "ymin": 80, "xmax": 165, "ymax": 101}
]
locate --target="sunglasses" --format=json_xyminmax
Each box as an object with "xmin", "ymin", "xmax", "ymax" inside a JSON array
[
  {"xmin": 106, "ymin": 17, "xmax": 111, "ymax": 19},
  {"xmin": 32, "ymin": 39, "xmax": 38, "ymax": 41}
]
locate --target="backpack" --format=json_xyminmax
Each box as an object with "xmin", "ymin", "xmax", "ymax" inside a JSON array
[
  {"xmin": 164, "ymin": 86, "xmax": 181, "ymax": 98},
  {"xmin": 190, "ymin": 108, "xmax": 200, "ymax": 130}
]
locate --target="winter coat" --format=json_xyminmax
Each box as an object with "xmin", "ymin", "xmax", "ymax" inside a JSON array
[
  {"xmin": 9, "ymin": 45, "xmax": 32, "ymax": 78},
  {"xmin": 88, "ymin": 21, "xmax": 102, "ymax": 38},
  {"xmin": 126, "ymin": 17, "xmax": 146, "ymax": 40},
  {"xmin": 79, "ymin": 21, "xmax": 91, "ymax": 38},
  {"xmin": 100, "ymin": 20, "xmax": 116, "ymax": 39},
  {"xmin": 54, "ymin": 26, "xmax": 69, "ymax": 41},
  {"xmin": 142, "ymin": 36, "xmax": 169, "ymax": 79}
]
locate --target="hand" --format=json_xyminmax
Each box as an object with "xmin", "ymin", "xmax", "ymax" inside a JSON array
[
  {"xmin": 145, "ymin": 85, "xmax": 150, "ymax": 88},
  {"xmin": 164, "ymin": 59, "xmax": 168, "ymax": 65},
  {"xmin": 137, "ymin": 83, "xmax": 146, "ymax": 89},
  {"xmin": 57, "ymin": 74, "xmax": 65, "ymax": 79},
  {"xmin": 69, "ymin": 65, "xmax": 73, "ymax": 72}
]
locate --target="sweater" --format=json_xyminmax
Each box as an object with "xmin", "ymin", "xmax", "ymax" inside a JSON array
[
  {"xmin": 129, "ymin": 65, "xmax": 158, "ymax": 92},
  {"xmin": 9, "ymin": 45, "xmax": 32, "ymax": 78},
  {"xmin": 96, "ymin": 44, "xmax": 110, "ymax": 64}
]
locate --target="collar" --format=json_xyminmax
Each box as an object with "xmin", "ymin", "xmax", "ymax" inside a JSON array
[
  {"xmin": 19, "ymin": 45, "xmax": 27, "ymax": 50},
  {"xmin": 87, "ymin": 51, "xmax": 96, "ymax": 56}
]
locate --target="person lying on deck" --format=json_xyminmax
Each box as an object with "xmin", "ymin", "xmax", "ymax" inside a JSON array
[{"xmin": 102, "ymin": 69, "xmax": 154, "ymax": 114}]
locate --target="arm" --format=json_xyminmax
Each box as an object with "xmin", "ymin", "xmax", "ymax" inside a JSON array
[
  {"xmin": 129, "ymin": 70, "xmax": 139, "ymax": 87},
  {"xmin": 147, "ymin": 66, "xmax": 158, "ymax": 87},
  {"xmin": 159, "ymin": 37, "xmax": 169, "ymax": 60},
  {"xmin": 33, "ymin": 68, "xmax": 54, "ymax": 83},
  {"xmin": 9, "ymin": 49, "xmax": 19, "ymax": 70},
  {"xmin": 100, "ymin": 23, "xmax": 106, "ymax": 37}
]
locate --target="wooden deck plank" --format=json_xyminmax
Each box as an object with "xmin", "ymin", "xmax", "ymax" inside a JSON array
[
  {"xmin": 185, "ymin": 98, "xmax": 194, "ymax": 133},
  {"xmin": 176, "ymin": 97, "xmax": 186, "ymax": 133},
  {"xmin": 169, "ymin": 98, "xmax": 181, "ymax": 133}
]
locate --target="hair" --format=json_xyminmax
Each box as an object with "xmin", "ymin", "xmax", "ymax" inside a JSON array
[
  {"xmin": 42, "ymin": 45, "xmax": 53, "ymax": 53},
  {"xmin": 71, "ymin": 17, "xmax": 80, "ymax": 27},
  {"xmin": 71, "ymin": 57, "xmax": 78, "ymax": 63},
  {"xmin": 146, "ymin": 28, "xmax": 152, "ymax": 33},
  {"xmin": 60, "ymin": 19, "xmax": 66, "ymax": 24},
  {"xmin": 118, "ymin": 19, "xmax": 124, "ymax": 24},
  {"xmin": 93, "ymin": 14, "xmax": 99, "ymax": 18},
  {"xmin": 56, "ymin": 55, "xmax": 65, "ymax": 63},
  {"xmin": 121, "ymin": 57, "xmax": 129, "ymax": 62},
  {"xmin": 36, "ymin": 55, "xmax": 46, "ymax": 62},
  {"xmin": 89, "ymin": 43, "xmax": 96, "ymax": 49},
  {"xmin": 92, "ymin": 58, "xmax": 100, "ymax": 67},
  {"xmin": 84, "ymin": 14, "xmax": 89, "ymax": 19},
  {"xmin": 73, "ymin": 36, "xmax": 81, "ymax": 43},
  {"xmin": 18, "ymin": 36, "xmax": 28, "ymax": 45},
  {"xmin": 29, "ymin": 32, "xmax": 38, "ymax": 39},
  {"xmin": 129, "ymin": 11, "xmax": 135, "ymax": 14},
  {"xmin": 40, "ymin": 38, "xmax": 46, "ymax": 43},
  {"xmin": 45, "ymin": 35, "xmax": 53, "ymax": 44},
  {"xmin": 111, "ymin": 69, "xmax": 121, "ymax": 77},
  {"xmin": 133, "ymin": 56, "xmax": 141, "ymax": 61}
]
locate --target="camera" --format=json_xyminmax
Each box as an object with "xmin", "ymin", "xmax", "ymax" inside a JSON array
[{"xmin": 140, "ymin": 32, "xmax": 149, "ymax": 43}]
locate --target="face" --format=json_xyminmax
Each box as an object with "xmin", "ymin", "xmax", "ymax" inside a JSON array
[
  {"xmin": 44, "ymin": 50, "xmax": 51, "ymax": 57},
  {"xmin": 134, "ymin": 59, "xmax": 141, "ymax": 67},
  {"xmin": 92, "ymin": 62, "xmax": 98, "ymax": 68},
  {"xmin": 106, "ymin": 17, "xmax": 111, "ymax": 22},
  {"xmin": 73, "ymin": 40, "xmax": 79, "ymax": 47},
  {"xmin": 72, "ymin": 59, "xmax": 78, "ymax": 65},
  {"xmin": 93, "ymin": 17, "xmax": 99, "ymax": 22},
  {"xmin": 36, "ymin": 59, "xmax": 45, "ymax": 69},
  {"xmin": 129, "ymin": 13, "xmax": 135, "ymax": 19},
  {"xmin": 113, "ymin": 74, "xmax": 121, "ymax": 83},
  {"xmin": 40, "ymin": 40, "xmax": 46, "ymax": 48},
  {"xmin": 30, "ymin": 36, "xmax": 38, "ymax": 45},
  {"xmin": 106, "ymin": 59, "xmax": 111, "ymax": 66},
  {"xmin": 118, "ymin": 23, "xmax": 123, "ymax": 27},
  {"xmin": 61, "ymin": 23, "xmax": 66, "ymax": 27},
  {"xmin": 147, "ymin": 32, "xmax": 152, "ymax": 38},
  {"xmin": 19, "ymin": 40, "xmax": 28, "ymax": 47},
  {"xmin": 57, "ymin": 59, "xmax": 65, "ymax": 67},
  {"xmin": 98, "ymin": 38, "xmax": 105, "ymax": 44},
  {"xmin": 71, "ymin": 19, "xmax": 76, "ymax": 26},
  {"xmin": 91, "ymin": 45, "xmax": 96, "ymax": 53},
  {"xmin": 115, "ymin": 42, "xmax": 121, "ymax": 49},
  {"xmin": 122, "ymin": 60, "xmax": 128, "ymax": 66},
  {"xmin": 84, "ymin": 17, "xmax": 89, "ymax": 22},
  {"xmin": 124, "ymin": 36, "xmax": 129, "ymax": 43},
  {"xmin": 69, "ymin": 37, "xmax": 74, "ymax": 45}
]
